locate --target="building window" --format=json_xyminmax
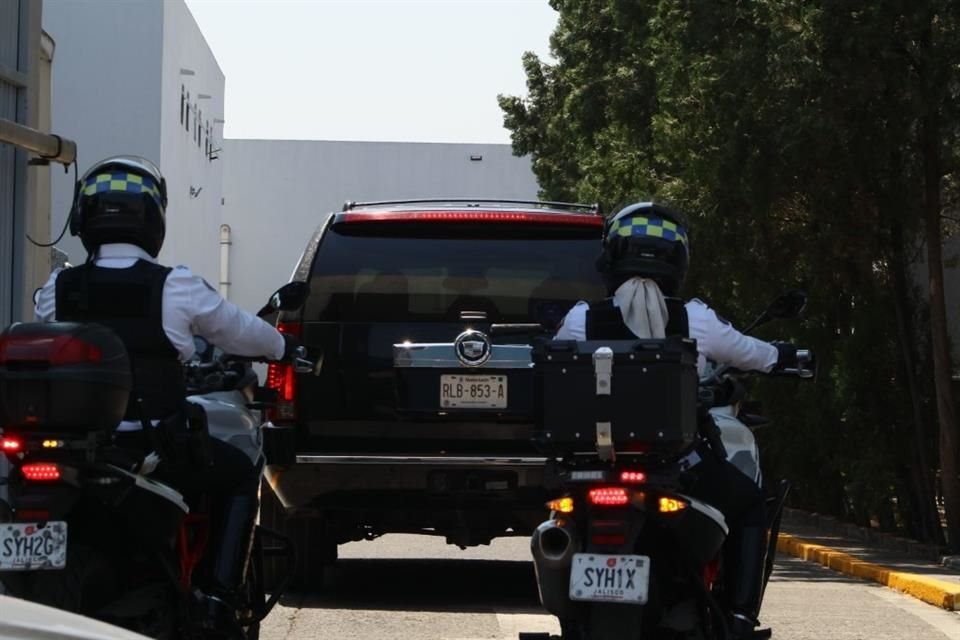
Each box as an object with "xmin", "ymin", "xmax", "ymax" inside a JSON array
[
  {"xmin": 180, "ymin": 86, "xmax": 185, "ymax": 124},
  {"xmin": 185, "ymin": 93, "xmax": 190, "ymax": 131},
  {"xmin": 197, "ymin": 110, "xmax": 202, "ymax": 147},
  {"xmin": 205, "ymin": 122, "xmax": 210, "ymax": 155}
]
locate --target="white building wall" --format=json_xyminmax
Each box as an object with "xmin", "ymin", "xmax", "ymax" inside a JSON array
[
  {"xmin": 44, "ymin": 0, "xmax": 164, "ymax": 265},
  {"xmin": 158, "ymin": 0, "xmax": 225, "ymax": 284},
  {"xmin": 44, "ymin": 0, "xmax": 224, "ymax": 283},
  {"xmin": 221, "ymin": 140, "xmax": 540, "ymax": 313}
]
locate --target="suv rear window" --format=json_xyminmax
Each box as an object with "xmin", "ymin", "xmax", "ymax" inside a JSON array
[{"xmin": 306, "ymin": 223, "xmax": 606, "ymax": 325}]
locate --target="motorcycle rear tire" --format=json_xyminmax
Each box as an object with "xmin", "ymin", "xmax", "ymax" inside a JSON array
[{"xmin": 23, "ymin": 543, "xmax": 117, "ymax": 615}]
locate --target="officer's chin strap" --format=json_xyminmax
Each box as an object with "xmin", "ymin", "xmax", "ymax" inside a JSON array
[{"xmin": 593, "ymin": 347, "xmax": 616, "ymax": 462}]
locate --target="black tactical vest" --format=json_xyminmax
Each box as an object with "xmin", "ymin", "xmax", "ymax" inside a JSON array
[
  {"xmin": 55, "ymin": 260, "xmax": 185, "ymax": 422},
  {"xmin": 585, "ymin": 297, "xmax": 690, "ymax": 340}
]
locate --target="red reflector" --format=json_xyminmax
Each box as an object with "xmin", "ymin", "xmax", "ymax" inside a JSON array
[
  {"xmin": 591, "ymin": 534, "xmax": 627, "ymax": 546},
  {"xmin": 0, "ymin": 334, "xmax": 102, "ymax": 365},
  {"xmin": 339, "ymin": 211, "xmax": 603, "ymax": 227},
  {"xmin": 1, "ymin": 437, "xmax": 22, "ymax": 452},
  {"xmin": 704, "ymin": 556, "xmax": 721, "ymax": 588},
  {"xmin": 15, "ymin": 509, "xmax": 51, "ymax": 521},
  {"xmin": 619, "ymin": 471, "xmax": 647, "ymax": 484},
  {"xmin": 21, "ymin": 463, "xmax": 61, "ymax": 482},
  {"xmin": 588, "ymin": 487, "xmax": 630, "ymax": 506}
]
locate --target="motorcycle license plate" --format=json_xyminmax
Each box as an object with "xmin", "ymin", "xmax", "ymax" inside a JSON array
[
  {"xmin": 569, "ymin": 553, "xmax": 650, "ymax": 604},
  {"xmin": 0, "ymin": 522, "xmax": 68, "ymax": 571}
]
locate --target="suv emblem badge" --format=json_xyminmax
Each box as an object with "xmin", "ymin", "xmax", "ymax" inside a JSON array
[{"xmin": 454, "ymin": 330, "xmax": 491, "ymax": 367}]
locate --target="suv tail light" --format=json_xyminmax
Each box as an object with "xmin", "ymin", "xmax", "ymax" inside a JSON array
[{"xmin": 266, "ymin": 322, "xmax": 302, "ymax": 424}]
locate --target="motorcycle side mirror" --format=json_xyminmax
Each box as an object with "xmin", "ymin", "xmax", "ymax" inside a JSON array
[
  {"xmin": 258, "ymin": 281, "xmax": 310, "ymax": 317},
  {"xmin": 765, "ymin": 289, "xmax": 807, "ymax": 321},
  {"xmin": 742, "ymin": 289, "xmax": 807, "ymax": 333}
]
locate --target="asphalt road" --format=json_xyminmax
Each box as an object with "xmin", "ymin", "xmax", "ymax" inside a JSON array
[{"xmin": 261, "ymin": 534, "xmax": 960, "ymax": 640}]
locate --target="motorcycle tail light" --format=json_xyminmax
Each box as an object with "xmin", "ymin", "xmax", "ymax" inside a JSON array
[
  {"xmin": 588, "ymin": 487, "xmax": 630, "ymax": 507},
  {"xmin": 619, "ymin": 470, "xmax": 647, "ymax": 484},
  {"xmin": 1, "ymin": 436, "xmax": 22, "ymax": 452},
  {"xmin": 21, "ymin": 462, "xmax": 61, "ymax": 482}
]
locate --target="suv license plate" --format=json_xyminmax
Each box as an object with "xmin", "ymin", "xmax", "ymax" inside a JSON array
[
  {"xmin": 0, "ymin": 521, "xmax": 68, "ymax": 571},
  {"xmin": 569, "ymin": 553, "xmax": 650, "ymax": 604},
  {"xmin": 440, "ymin": 374, "xmax": 507, "ymax": 409}
]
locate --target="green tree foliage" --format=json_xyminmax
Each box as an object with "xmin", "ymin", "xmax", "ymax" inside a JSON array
[{"xmin": 501, "ymin": 0, "xmax": 960, "ymax": 547}]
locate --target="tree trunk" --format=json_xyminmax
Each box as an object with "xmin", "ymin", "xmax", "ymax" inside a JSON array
[
  {"xmin": 922, "ymin": 113, "xmax": 960, "ymax": 551},
  {"xmin": 891, "ymin": 218, "xmax": 946, "ymax": 545}
]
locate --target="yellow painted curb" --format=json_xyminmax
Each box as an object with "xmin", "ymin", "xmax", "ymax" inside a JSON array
[{"xmin": 777, "ymin": 533, "xmax": 960, "ymax": 611}]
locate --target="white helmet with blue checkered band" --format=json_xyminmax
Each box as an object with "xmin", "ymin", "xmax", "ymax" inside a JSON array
[
  {"xmin": 70, "ymin": 155, "xmax": 168, "ymax": 258},
  {"xmin": 597, "ymin": 202, "xmax": 690, "ymax": 296}
]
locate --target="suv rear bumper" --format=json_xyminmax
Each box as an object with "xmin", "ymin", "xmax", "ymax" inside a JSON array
[
  {"xmin": 264, "ymin": 454, "xmax": 551, "ymax": 544},
  {"xmin": 269, "ymin": 454, "xmax": 548, "ymax": 506}
]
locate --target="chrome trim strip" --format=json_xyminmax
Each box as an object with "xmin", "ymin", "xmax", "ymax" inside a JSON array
[
  {"xmin": 296, "ymin": 455, "xmax": 547, "ymax": 467},
  {"xmin": 393, "ymin": 342, "xmax": 532, "ymax": 368}
]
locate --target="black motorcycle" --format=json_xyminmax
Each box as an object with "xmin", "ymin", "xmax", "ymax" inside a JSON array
[
  {"xmin": 0, "ymin": 282, "xmax": 309, "ymax": 639},
  {"xmin": 525, "ymin": 292, "xmax": 814, "ymax": 640}
]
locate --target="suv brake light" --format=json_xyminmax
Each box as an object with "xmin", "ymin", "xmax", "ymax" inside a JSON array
[
  {"xmin": 339, "ymin": 211, "xmax": 603, "ymax": 227},
  {"xmin": 266, "ymin": 322, "xmax": 302, "ymax": 424}
]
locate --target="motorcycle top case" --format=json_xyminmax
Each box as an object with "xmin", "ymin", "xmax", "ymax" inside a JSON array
[
  {"xmin": 0, "ymin": 322, "xmax": 131, "ymax": 431},
  {"xmin": 532, "ymin": 337, "xmax": 699, "ymax": 456}
]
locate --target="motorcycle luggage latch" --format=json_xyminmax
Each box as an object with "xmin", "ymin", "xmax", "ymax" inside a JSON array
[
  {"xmin": 593, "ymin": 347, "xmax": 613, "ymax": 396},
  {"xmin": 596, "ymin": 421, "xmax": 615, "ymax": 462}
]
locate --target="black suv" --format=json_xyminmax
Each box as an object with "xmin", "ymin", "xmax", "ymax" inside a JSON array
[{"xmin": 260, "ymin": 199, "xmax": 606, "ymax": 585}]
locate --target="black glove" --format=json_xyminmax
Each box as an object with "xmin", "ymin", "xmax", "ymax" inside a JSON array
[
  {"xmin": 281, "ymin": 333, "xmax": 302, "ymax": 360},
  {"xmin": 772, "ymin": 341, "xmax": 798, "ymax": 369}
]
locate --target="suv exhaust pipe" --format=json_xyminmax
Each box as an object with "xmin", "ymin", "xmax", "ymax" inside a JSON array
[{"xmin": 531, "ymin": 518, "xmax": 578, "ymax": 617}]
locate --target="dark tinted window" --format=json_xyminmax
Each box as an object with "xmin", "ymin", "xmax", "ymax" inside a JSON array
[{"xmin": 307, "ymin": 223, "xmax": 606, "ymax": 325}]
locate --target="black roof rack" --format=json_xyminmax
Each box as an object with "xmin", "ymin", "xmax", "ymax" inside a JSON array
[{"xmin": 341, "ymin": 198, "xmax": 602, "ymax": 215}]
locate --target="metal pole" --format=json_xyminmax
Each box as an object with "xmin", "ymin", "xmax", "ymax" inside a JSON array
[{"xmin": 0, "ymin": 117, "xmax": 76, "ymax": 166}]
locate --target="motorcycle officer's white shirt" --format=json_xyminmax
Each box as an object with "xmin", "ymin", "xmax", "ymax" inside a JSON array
[
  {"xmin": 34, "ymin": 243, "xmax": 286, "ymax": 431},
  {"xmin": 555, "ymin": 298, "xmax": 778, "ymax": 375}
]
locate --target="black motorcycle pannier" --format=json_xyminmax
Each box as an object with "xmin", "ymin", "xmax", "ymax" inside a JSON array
[
  {"xmin": 532, "ymin": 337, "xmax": 699, "ymax": 456},
  {"xmin": 0, "ymin": 322, "xmax": 131, "ymax": 431}
]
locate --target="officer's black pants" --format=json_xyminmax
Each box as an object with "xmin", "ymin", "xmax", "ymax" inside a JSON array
[{"xmin": 686, "ymin": 445, "xmax": 765, "ymax": 529}]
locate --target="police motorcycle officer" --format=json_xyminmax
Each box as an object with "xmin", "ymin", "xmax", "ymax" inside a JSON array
[
  {"xmin": 33, "ymin": 155, "xmax": 301, "ymax": 636},
  {"xmin": 555, "ymin": 202, "xmax": 799, "ymax": 639}
]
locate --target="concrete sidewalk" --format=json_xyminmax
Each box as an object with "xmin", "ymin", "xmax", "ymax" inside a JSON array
[{"xmin": 778, "ymin": 510, "xmax": 960, "ymax": 611}]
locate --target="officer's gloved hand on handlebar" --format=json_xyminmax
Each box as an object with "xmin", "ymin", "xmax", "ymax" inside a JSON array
[
  {"xmin": 771, "ymin": 341, "xmax": 798, "ymax": 370},
  {"xmin": 281, "ymin": 333, "xmax": 302, "ymax": 361}
]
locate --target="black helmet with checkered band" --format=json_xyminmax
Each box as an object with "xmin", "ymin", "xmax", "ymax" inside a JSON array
[
  {"xmin": 596, "ymin": 202, "xmax": 690, "ymax": 296},
  {"xmin": 70, "ymin": 156, "xmax": 168, "ymax": 258}
]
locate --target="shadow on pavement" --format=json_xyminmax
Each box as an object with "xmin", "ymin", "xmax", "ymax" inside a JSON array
[{"xmin": 280, "ymin": 558, "xmax": 546, "ymax": 614}]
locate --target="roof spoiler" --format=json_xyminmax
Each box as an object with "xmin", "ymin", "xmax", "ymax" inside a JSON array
[{"xmin": 341, "ymin": 198, "xmax": 602, "ymax": 215}]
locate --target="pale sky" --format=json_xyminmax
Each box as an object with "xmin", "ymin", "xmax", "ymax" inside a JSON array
[{"xmin": 183, "ymin": 0, "xmax": 558, "ymax": 144}]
